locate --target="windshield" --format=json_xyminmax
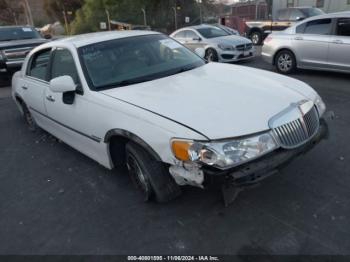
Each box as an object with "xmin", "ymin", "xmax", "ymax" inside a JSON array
[
  {"xmin": 0, "ymin": 27, "xmax": 41, "ymax": 41},
  {"xmin": 196, "ymin": 27, "xmax": 229, "ymax": 39},
  {"xmin": 79, "ymin": 34, "xmax": 205, "ymax": 90},
  {"xmin": 301, "ymin": 8, "xmax": 324, "ymax": 17}
]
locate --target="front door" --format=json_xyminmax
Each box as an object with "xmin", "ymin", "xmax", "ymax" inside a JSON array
[
  {"xmin": 293, "ymin": 18, "xmax": 333, "ymax": 69},
  {"xmin": 327, "ymin": 18, "xmax": 350, "ymax": 72},
  {"xmin": 44, "ymin": 48, "xmax": 102, "ymax": 159}
]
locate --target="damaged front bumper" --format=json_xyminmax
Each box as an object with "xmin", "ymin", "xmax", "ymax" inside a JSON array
[
  {"xmin": 169, "ymin": 116, "xmax": 331, "ymax": 205},
  {"xmin": 204, "ymin": 118, "xmax": 329, "ymax": 187}
]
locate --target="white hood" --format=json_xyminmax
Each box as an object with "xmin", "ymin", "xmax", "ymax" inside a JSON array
[{"xmin": 102, "ymin": 63, "xmax": 317, "ymax": 139}]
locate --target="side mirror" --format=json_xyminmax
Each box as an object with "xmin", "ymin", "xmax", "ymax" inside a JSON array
[
  {"xmin": 49, "ymin": 75, "xmax": 76, "ymax": 93},
  {"xmin": 296, "ymin": 16, "xmax": 305, "ymax": 21},
  {"xmin": 194, "ymin": 48, "xmax": 205, "ymax": 58},
  {"xmin": 193, "ymin": 37, "xmax": 202, "ymax": 41}
]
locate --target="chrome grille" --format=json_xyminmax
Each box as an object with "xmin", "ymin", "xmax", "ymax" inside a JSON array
[
  {"xmin": 4, "ymin": 47, "xmax": 32, "ymax": 61},
  {"xmin": 273, "ymin": 106, "xmax": 319, "ymax": 149},
  {"xmin": 236, "ymin": 43, "xmax": 252, "ymax": 51}
]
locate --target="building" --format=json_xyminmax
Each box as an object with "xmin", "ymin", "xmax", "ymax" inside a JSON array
[{"xmin": 271, "ymin": 0, "xmax": 350, "ymax": 18}]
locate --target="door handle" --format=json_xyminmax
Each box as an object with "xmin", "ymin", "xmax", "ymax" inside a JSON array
[
  {"xmin": 21, "ymin": 86, "xmax": 28, "ymax": 90},
  {"xmin": 46, "ymin": 95, "xmax": 55, "ymax": 102},
  {"xmin": 294, "ymin": 36, "xmax": 303, "ymax": 40},
  {"xmin": 333, "ymin": 39, "xmax": 343, "ymax": 44}
]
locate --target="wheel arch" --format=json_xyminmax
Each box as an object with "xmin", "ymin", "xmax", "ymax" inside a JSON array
[
  {"xmin": 105, "ymin": 129, "xmax": 162, "ymax": 168},
  {"xmin": 273, "ymin": 48, "xmax": 297, "ymax": 66}
]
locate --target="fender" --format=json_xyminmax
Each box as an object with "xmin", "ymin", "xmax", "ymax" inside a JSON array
[{"xmin": 104, "ymin": 128, "xmax": 162, "ymax": 162}]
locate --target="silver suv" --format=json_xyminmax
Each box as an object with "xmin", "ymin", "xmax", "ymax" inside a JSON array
[{"xmin": 262, "ymin": 12, "xmax": 350, "ymax": 74}]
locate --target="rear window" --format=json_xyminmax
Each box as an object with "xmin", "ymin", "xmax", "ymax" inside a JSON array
[
  {"xmin": 0, "ymin": 27, "xmax": 41, "ymax": 41},
  {"xmin": 300, "ymin": 8, "xmax": 324, "ymax": 18},
  {"xmin": 337, "ymin": 18, "xmax": 350, "ymax": 36}
]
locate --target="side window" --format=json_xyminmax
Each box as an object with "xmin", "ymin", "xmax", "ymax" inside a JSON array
[
  {"xmin": 174, "ymin": 31, "xmax": 185, "ymax": 38},
  {"xmin": 304, "ymin": 19, "xmax": 332, "ymax": 35},
  {"xmin": 289, "ymin": 9, "xmax": 305, "ymax": 21},
  {"xmin": 185, "ymin": 30, "xmax": 198, "ymax": 39},
  {"xmin": 296, "ymin": 23, "xmax": 307, "ymax": 33},
  {"xmin": 28, "ymin": 49, "xmax": 51, "ymax": 81},
  {"xmin": 277, "ymin": 9, "xmax": 289, "ymax": 21},
  {"xmin": 50, "ymin": 48, "xmax": 79, "ymax": 85},
  {"xmin": 337, "ymin": 18, "xmax": 350, "ymax": 36}
]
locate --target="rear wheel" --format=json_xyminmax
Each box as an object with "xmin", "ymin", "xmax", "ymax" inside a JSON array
[
  {"xmin": 22, "ymin": 103, "xmax": 37, "ymax": 132},
  {"xmin": 205, "ymin": 48, "xmax": 219, "ymax": 62},
  {"xmin": 250, "ymin": 31, "xmax": 262, "ymax": 45},
  {"xmin": 125, "ymin": 142, "xmax": 181, "ymax": 203},
  {"xmin": 275, "ymin": 50, "xmax": 296, "ymax": 74}
]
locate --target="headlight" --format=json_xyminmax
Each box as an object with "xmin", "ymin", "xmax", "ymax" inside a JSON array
[
  {"xmin": 218, "ymin": 44, "xmax": 235, "ymax": 51},
  {"xmin": 171, "ymin": 132, "xmax": 278, "ymax": 169},
  {"xmin": 315, "ymin": 94, "xmax": 326, "ymax": 117}
]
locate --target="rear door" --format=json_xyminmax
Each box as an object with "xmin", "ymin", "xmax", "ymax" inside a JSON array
[
  {"xmin": 327, "ymin": 17, "xmax": 350, "ymax": 72},
  {"xmin": 184, "ymin": 30, "xmax": 204, "ymax": 51},
  {"xmin": 23, "ymin": 48, "xmax": 52, "ymax": 126},
  {"xmin": 292, "ymin": 18, "xmax": 333, "ymax": 69},
  {"xmin": 172, "ymin": 30, "xmax": 186, "ymax": 44}
]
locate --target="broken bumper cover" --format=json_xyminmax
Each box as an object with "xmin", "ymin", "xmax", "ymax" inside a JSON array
[{"xmin": 203, "ymin": 117, "xmax": 329, "ymax": 187}]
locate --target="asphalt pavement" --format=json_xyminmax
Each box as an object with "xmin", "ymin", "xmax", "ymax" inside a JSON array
[{"xmin": 0, "ymin": 54, "xmax": 350, "ymax": 255}]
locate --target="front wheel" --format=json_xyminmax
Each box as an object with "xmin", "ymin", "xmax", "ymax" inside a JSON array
[
  {"xmin": 125, "ymin": 142, "xmax": 181, "ymax": 203},
  {"xmin": 275, "ymin": 50, "xmax": 296, "ymax": 74},
  {"xmin": 205, "ymin": 48, "xmax": 219, "ymax": 62}
]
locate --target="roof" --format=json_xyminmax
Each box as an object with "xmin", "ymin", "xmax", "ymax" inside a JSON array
[
  {"xmin": 0, "ymin": 25, "xmax": 35, "ymax": 29},
  {"xmin": 175, "ymin": 24, "xmax": 218, "ymax": 31},
  {"xmin": 46, "ymin": 30, "xmax": 160, "ymax": 48},
  {"xmin": 302, "ymin": 11, "xmax": 350, "ymax": 22}
]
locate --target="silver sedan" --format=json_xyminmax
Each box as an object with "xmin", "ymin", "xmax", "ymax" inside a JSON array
[
  {"xmin": 262, "ymin": 12, "xmax": 350, "ymax": 74},
  {"xmin": 170, "ymin": 25, "xmax": 255, "ymax": 63}
]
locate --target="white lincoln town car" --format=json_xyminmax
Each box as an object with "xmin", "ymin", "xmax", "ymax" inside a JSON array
[{"xmin": 12, "ymin": 31, "xmax": 329, "ymax": 204}]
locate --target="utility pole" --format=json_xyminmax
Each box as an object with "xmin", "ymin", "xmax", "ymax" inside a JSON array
[
  {"xmin": 172, "ymin": 6, "xmax": 177, "ymax": 30},
  {"xmin": 198, "ymin": 0, "xmax": 203, "ymax": 24},
  {"xmin": 105, "ymin": 9, "xmax": 111, "ymax": 30},
  {"xmin": 141, "ymin": 8, "xmax": 147, "ymax": 26},
  {"xmin": 62, "ymin": 10, "xmax": 70, "ymax": 35},
  {"xmin": 23, "ymin": 0, "xmax": 34, "ymax": 26}
]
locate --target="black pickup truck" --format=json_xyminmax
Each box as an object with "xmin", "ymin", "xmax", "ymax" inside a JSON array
[
  {"xmin": 246, "ymin": 7, "xmax": 324, "ymax": 45},
  {"xmin": 0, "ymin": 26, "xmax": 48, "ymax": 76}
]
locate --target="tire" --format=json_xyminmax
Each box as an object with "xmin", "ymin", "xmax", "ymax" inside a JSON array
[
  {"xmin": 125, "ymin": 142, "xmax": 181, "ymax": 203},
  {"xmin": 22, "ymin": 103, "xmax": 37, "ymax": 132},
  {"xmin": 250, "ymin": 31, "xmax": 262, "ymax": 45},
  {"xmin": 275, "ymin": 50, "xmax": 296, "ymax": 74},
  {"xmin": 205, "ymin": 48, "xmax": 219, "ymax": 62}
]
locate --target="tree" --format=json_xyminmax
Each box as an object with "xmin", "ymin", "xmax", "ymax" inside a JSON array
[
  {"xmin": 43, "ymin": 0, "xmax": 84, "ymax": 24},
  {"xmin": 70, "ymin": 0, "xmax": 220, "ymax": 35}
]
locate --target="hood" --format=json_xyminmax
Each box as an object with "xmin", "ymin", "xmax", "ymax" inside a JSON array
[
  {"xmin": 0, "ymin": 38, "xmax": 48, "ymax": 50},
  {"xmin": 101, "ymin": 63, "xmax": 317, "ymax": 139},
  {"xmin": 208, "ymin": 35, "xmax": 252, "ymax": 46}
]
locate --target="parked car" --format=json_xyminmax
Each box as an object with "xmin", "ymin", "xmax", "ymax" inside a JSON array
[
  {"xmin": 12, "ymin": 31, "xmax": 329, "ymax": 204},
  {"xmin": 170, "ymin": 25, "xmax": 255, "ymax": 63},
  {"xmin": 246, "ymin": 7, "xmax": 324, "ymax": 45},
  {"xmin": 0, "ymin": 26, "xmax": 48, "ymax": 76},
  {"xmin": 262, "ymin": 12, "xmax": 350, "ymax": 74}
]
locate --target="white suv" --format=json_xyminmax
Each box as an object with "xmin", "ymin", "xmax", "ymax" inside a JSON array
[{"xmin": 12, "ymin": 31, "xmax": 329, "ymax": 204}]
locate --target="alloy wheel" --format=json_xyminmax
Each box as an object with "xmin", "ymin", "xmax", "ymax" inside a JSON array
[{"xmin": 277, "ymin": 53, "xmax": 293, "ymax": 73}]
